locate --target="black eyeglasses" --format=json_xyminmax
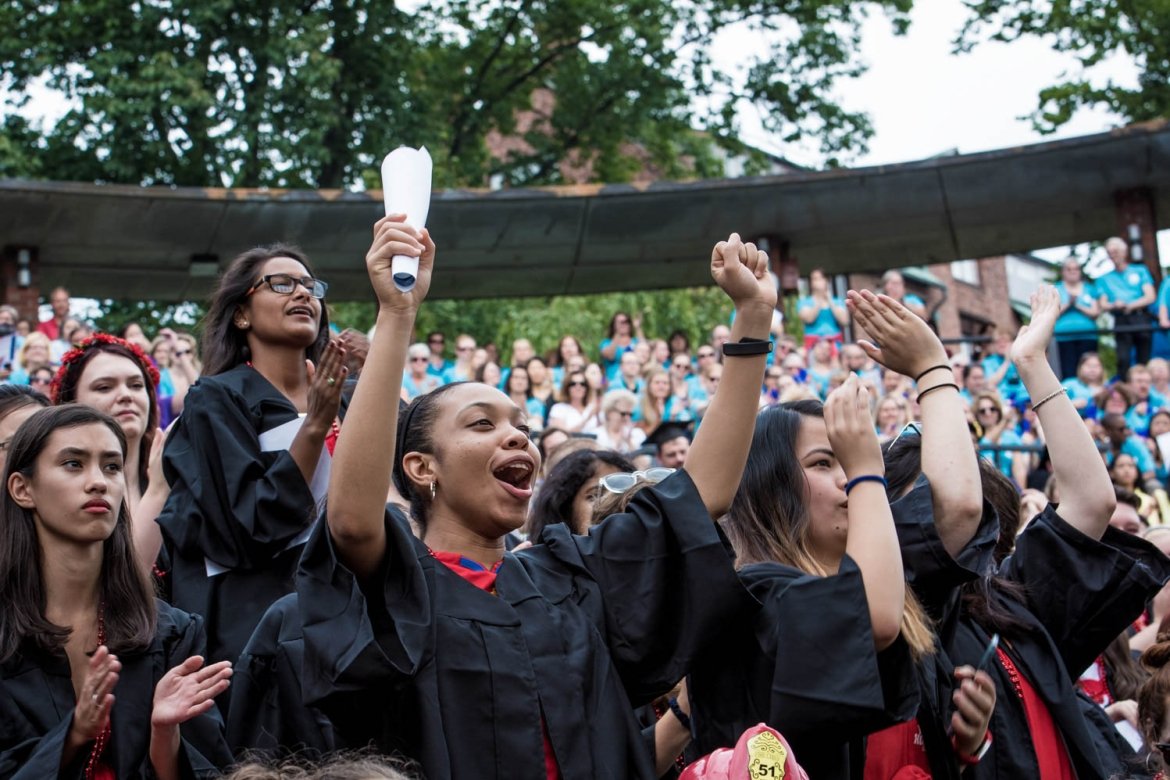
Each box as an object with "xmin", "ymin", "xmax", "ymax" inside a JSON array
[
  {"xmin": 977, "ymin": 406, "xmax": 998, "ymax": 414},
  {"xmin": 1155, "ymin": 742, "xmax": 1170, "ymax": 765},
  {"xmin": 247, "ymin": 274, "xmax": 328, "ymax": 299},
  {"xmin": 568, "ymin": 381, "xmax": 587, "ymax": 388}
]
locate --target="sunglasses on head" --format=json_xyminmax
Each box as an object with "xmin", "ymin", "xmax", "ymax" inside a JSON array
[{"xmin": 599, "ymin": 467, "xmax": 677, "ymax": 494}]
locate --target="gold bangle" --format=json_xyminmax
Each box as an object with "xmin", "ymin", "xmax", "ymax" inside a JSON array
[{"xmin": 1030, "ymin": 387, "xmax": 1067, "ymax": 412}]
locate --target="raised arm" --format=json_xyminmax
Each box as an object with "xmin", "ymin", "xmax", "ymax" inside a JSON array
[
  {"xmin": 684, "ymin": 234, "xmax": 775, "ymax": 518},
  {"xmin": 1012, "ymin": 285, "xmax": 1115, "ymax": 539},
  {"xmin": 848, "ymin": 290, "xmax": 983, "ymax": 557},
  {"xmin": 828, "ymin": 374, "xmax": 905, "ymax": 648},
  {"xmin": 327, "ymin": 215, "xmax": 435, "ymax": 579}
]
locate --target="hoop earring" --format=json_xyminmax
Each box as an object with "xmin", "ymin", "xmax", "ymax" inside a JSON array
[{"xmin": 430, "ymin": 481, "xmax": 437, "ymax": 501}]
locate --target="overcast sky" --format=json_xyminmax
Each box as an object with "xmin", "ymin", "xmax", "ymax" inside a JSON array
[
  {"xmin": 9, "ymin": 0, "xmax": 1161, "ymax": 265},
  {"xmin": 723, "ymin": 0, "xmax": 1160, "ymax": 263}
]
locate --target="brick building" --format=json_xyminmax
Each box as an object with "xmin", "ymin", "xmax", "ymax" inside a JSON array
[{"xmin": 843, "ymin": 254, "xmax": 1058, "ymax": 354}]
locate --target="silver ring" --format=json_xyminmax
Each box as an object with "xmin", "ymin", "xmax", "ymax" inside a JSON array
[
  {"xmin": 91, "ymin": 693, "xmax": 99, "ymax": 705},
  {"xmin": 327, "ymin": 377, "xmax": 336, "ymax": 387}
]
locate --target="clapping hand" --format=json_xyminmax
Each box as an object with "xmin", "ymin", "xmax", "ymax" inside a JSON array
[
  {"xmin": 151, "ymin": 656, "xmax": 232, "ymax": 728},
  {"xmin": 847, "ymin": 289, "xmax": 947, "ymax": 379},
  {"xmin": 1010, "ymin": 285, "xmax": 1059, "ymax": 366},
  {"xmin": 824, "ymin": 375, "xmax": 883, "ymax": 480},
  {"xmin": 70, "ymin": 646, "xmax": 120, "ymax": 743}
]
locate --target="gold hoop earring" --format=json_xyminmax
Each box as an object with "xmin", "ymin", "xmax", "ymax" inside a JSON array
[{"xmin": 430, "ymin": 481, "xmax": 437, "ymax": 501}]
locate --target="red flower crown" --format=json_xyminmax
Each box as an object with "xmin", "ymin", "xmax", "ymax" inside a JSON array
[{"xmin": 51, "ymin": 333, "xmax": 161, "ymax": 404}]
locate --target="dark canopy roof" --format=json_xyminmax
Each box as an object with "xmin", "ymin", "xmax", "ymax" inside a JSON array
[{"xmin": 2, "ymin": 121, "xmax": 1168, "ymax": 301}]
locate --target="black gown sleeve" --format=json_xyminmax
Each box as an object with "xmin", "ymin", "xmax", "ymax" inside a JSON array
[
  {"xmin": 537, "ymin": 470, "xmax": 757, "ymax": 704},
  {"xmin": 156, "ymin": 605, "xmax": 235, "ymax": 777},
  {"xmin": 743, "ymin": 557, "xmax": 918, "ymax": 734},
  {"xmin": 227, "ymin": 593, "xmax": 335, "ymax": 758},
  {"xmin": 0, "ymin": 706, "xmax": 83, "ymax": 780},
  {"xmin": 891, "ymin": 476, "xmax": 998, "ymax": 623},
  {"xmin": 997, "ymin": 504, "xmax": 1170, "ymax": 678},
  {"xmin": 297, "ymin": 504, "xmax": 430, "ymax": 706},
  {"xmin": 156, "ymin": 377, "xmax": 317, "ymax": 570}
]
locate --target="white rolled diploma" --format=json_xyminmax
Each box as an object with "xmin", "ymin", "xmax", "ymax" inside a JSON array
[{"xmin": 380, "ymin": 146, "xmax": 434, "ymax": 292}]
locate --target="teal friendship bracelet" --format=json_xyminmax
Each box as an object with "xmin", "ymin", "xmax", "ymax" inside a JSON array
[{"xmin": 845, "ymin": 474, "xmax": 888, "ymax": 495}]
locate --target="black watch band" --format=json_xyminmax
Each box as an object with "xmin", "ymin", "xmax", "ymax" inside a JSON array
[{"xmin": 721, "ymin": 337, "xmax": 774, "ymax": 357}]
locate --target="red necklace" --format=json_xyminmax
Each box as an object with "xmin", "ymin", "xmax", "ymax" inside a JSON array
[{"xmin": 85, "ymin": 603, "xmax": 110, "ymax": 780}]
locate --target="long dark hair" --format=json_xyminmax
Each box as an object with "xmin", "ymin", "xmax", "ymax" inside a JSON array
[
  {"xmin": 201, "ymin": 244, "xmax": 331, "ymax": 377},
  {"xmin": 0, "ymin": 405, "xmax": 156, "ymax": 662},
  {"xmin": 528, "ymin": 449, "xmax": 635, "ymax": 538},
  {"xmin": 391, "ymin": 383, "xmax": 468, "ymax": 533},
  {"xmin": 726, "ymin": 401, "xmax": 935, "ymax": 658},
  {"xmin": 51, "ymin": 335, "xmax": 160, "ymax": 493}
]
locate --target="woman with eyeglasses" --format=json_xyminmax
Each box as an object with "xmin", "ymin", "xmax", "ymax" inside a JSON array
[
  {"xmin": 154, "ymin": 244, "xmax": 347, "ymax": 681},
  {"xmin": 403, "ymin": 343, "xmax": 443, "ymax": 400},
  {"xmin": 295, "ymin": 224, "xmax": 771, "ymax": 779},
  {"xmin": 0, "ymin": 405, "xmax": 234, "ymax": 778},
  {"xmin": 973, "ymin": 392, "xmax": 1027, "ymax": 486},
  {"xmin": 595, "ymin": 389, "xmax": 646, "ymax": 454},
  {"xmin": 548, "ymin": 369, "xmax": 600, "ymax": 434}
]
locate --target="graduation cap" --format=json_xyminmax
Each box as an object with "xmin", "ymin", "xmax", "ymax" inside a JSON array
[{"xmin": 645, "ymin": 421, "xmax": 694, "ymax": 450}]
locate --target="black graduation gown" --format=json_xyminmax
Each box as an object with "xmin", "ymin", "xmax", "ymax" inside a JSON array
[
  {"xmin": 687, "ymin": 554, "xmax": 919, "ymax": 780},
  {"xmin": 296, "ymin": 471, "xmax": 755, "ymax": 780},
  {"xmin": 226, "ymin": 593, "xmax": 335, "ymax": 759},
  {"xmin": 0, "ymin": 602, "xmax": 232, "ymax": 779},
  {"xmin": 890, "ymin": 478, "xmax": 1000, "ymax": 780},
  {"xmin": 156, "ymin": 364, "xmax": 343, "ymax": 672},
  {"xmin": 946, "ymin": 505, "xmax": 1170, "ymax": 779}
]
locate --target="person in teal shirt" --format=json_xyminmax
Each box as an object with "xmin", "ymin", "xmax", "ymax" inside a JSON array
[
  {"xmin": 797, "ymin": 268, "xmax": 847, "ymax": 350},
  {"xmin": 1097, "ymin": 236, "xmax": 1156, "ymax": 376},
  {"xmin": 1053, "ymin": 258, "xmax": 1100, "ymax": 379},
  {"xmin": 879, "ymin": 269, "xmax": 926, "ymax": 320},
  {"xmin": 1155, "ymin": 274, "xmax": 1170, "ymax": 360}
]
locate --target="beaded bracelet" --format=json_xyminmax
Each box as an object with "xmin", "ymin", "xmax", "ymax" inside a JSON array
[
  {"xmin": 914, "ymin": 363, "xmax": 951, "ymax": 383},
  {"xmin": 916, "ymin": 382, "xmax": 959, "ymax": 402},
  {"xmin": 845, "ymin": 474, "xmax": 888, "ymax": 495},
  {"xmin": 1030, "ymin": 387, "xmax": 1067, "ymax": 412}
]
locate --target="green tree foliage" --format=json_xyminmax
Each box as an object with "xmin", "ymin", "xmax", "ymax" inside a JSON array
[
  {"xmin": 0, "ymin": 0, "xmax": 910, "ymax": 190},
  {"xmin": 957, "ymin": 1, "xmax": 1169, "ymax": 132},
  {"xmin": 328, "ymin": 286, "xmax": 737, "ymax": 364}
]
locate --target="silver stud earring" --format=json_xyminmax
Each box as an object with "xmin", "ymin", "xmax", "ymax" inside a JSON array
[{"xmin": 430, "ymin": 481, "xmax": 437, "ymax": 501}]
